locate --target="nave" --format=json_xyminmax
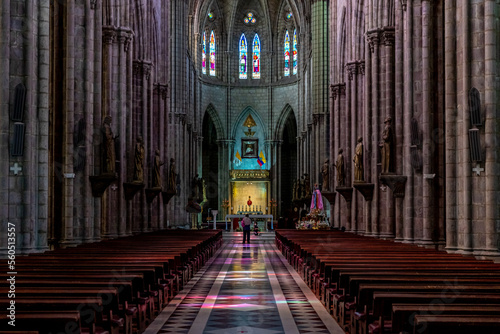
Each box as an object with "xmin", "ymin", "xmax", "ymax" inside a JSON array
[{"xmin": 144, "ymin": 233, "xmax": 343, "ymax": 334}]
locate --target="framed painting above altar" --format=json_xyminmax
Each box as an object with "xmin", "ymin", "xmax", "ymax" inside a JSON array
[{"xmin": 241, "ymin": 138, "xmax": 258, "ymax": 158}]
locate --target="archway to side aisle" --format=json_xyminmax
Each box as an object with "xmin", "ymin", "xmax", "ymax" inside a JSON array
[
  {"xmin": 202, "ymin": 105, "xmax": 224, "ymax": 224},
  {"xmin": 276, "ymin": 105, "xmax": 298, "ymax": 227}
]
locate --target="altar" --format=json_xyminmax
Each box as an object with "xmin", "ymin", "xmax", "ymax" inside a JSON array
[{"xmin": 224, "ymin": 214, "xmax": 274, "ymax": 232}]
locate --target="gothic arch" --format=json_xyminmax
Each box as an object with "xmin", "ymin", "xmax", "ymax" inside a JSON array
[
  {"xmin": 231, "ymin": 106, "xmax": 267, "ymax": 139},
  {"xmin": 275, "ymin": 103, "xmax": 297, "ymax": 141},
  {"xmin": 204, "ymin": 104, "xmax": 225, "ymax": 139}
]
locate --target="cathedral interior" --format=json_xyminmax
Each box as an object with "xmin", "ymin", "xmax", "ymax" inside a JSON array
[{"xmin": 1, "ymin": 0, "xmax": 500, "ymax": 333}]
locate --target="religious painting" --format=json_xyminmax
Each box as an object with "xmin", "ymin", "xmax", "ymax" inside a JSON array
[{"xmin": 241, "ymin": 139, "xmax": 258, "ymax": 158}]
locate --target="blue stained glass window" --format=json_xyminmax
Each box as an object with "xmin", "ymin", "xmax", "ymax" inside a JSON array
[
  {"xmin": 239, "ymin": 34, "xmax": 247, "ymax": 79},
  {"xmin": 253, "ymin": 34, "xmax": 260, "ymax": 79},
  {"xmin": 293, "ymin": 29, "xmax": 298, "ymax": 75}
]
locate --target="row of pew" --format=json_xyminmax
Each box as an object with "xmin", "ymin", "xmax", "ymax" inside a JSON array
[
  {"xmin": 0, "ymin": 230, "xmax": 223, "ymax": 334},
  {"xmin": 275, "ymin": 230, "xmax": 500, "ymax": 334}
]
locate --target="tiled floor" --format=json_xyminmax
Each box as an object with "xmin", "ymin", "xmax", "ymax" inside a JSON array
[{"xmin": 145, "ymin": 233, "xmax": 344, "ymax": 334}]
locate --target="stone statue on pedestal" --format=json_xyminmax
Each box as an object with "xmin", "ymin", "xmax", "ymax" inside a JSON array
[
  {"xmin": 321, "ymin": 159, "xmax": 330, "ymax": 191},
  {"xmin": 353, "ymin": 137, "xmax": 364, "ymax": 182},
  {"xmin": 152, "ymin": 149, "xmax": 164, "ymax": 189},
  {"xmin": 335, "ymin": 148, "xmax": 345, "ymax": 187},
  {"xmin": 381, "ymin": 116, "xmax": 393, "ymax": 174},
  {"xmin": 101, "ymin": 115, "xmax": 118, "ymax": 174},
  {"xmin": 168, "ymin": 158, "xmax": 177, "ymax": 193},
  {"xmin": 133, "ymin": 136, "xmax": 145, "ymax": 183}
]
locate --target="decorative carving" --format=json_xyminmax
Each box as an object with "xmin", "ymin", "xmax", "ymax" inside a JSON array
[
  {"xmin": 359, "ymin": 61, "xmax": 365, "ymax": 75},
  {"xmin": 102, "ymin": 27, "xmax": 116, "ymax": 45},
  {"xmin": 90, "ymin": 0, "xmax": 97, "ymax": 10},
  {"xmin": 321, "ymin": 191, "xmax": 336, "ymax": 206},
  {"xmin": 346, "ymin": 62, "xmax": 358, "ymax": 81},
  {"xmin": 229, "ymin": 169, "xmax": 270, "ymax": 180},
  {"xmin": 143, "ymin": 62, "xmax": 152, "ymax": 80},
  {"xmin": 313, "ymin": 114, "xmax": 321, "ymax": 126},
  {"xmin": 366, "ymin": 29, "xmax": 381, "ymax": 53},
  {"xmin": 382, "ymin": 27, "xmax": 395, "ymax": 46}
]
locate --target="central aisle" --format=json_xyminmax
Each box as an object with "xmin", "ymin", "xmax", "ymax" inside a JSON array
[{"xmin": 145, "ymin": 233, "xmax": 344, "ymax": 334}]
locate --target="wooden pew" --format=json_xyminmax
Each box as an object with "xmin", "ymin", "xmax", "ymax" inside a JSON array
[{"xmin": 413, "ymin": 314, "xmax": 500, "ymax": 334}]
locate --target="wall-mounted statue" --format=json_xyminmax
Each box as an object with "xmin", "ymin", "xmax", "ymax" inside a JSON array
[
  {"xmin": 152, "ymin": 149, "xmax": 164, "ymax": 189},
  {"xmin": 335, "ymin": 148, "xmax": 345, "ymax": 186},
  {"xmin": 321, "ymin": 159, "xmax": 330, "ymax": 191},
  {"xmin": 381, "ymin": 116, "xmax": 393, "ymax": 174},
  {"xmin": 304, "ymin": 173, "xmax": 311, "ymax": 198},
  {"xmin": 353, "ymin": 137, "xmax": 364, "ymax": 182},
  {"xmin": 101, "ymin": 115, "xmax": 118, "ymax": 174},
  {"xmin": 133, "ymin": 136, "xmax": 145, "ymax": 183},
  {"xmin": 168, "ymin": 158, "xmax": 177, "ymax": 193}
]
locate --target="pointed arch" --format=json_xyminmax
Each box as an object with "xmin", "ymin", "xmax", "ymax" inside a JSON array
[
  {"xmin": 252, "ymin": 34, "xmax": 261, "ymax": 79},
  {"xmin": 275, "ymin": 104, "xmax": 297, "ymax": 141},
  {"xmin": 231, "ymin": 106, "xmax": 267, "ymax": 140},
  {"xmin": 204, "ymin": 104, "xmax": 225, "ymax": 139},
  {"xmin": 239, "ymin": 34, "xmax": 248, "ymax": 79}
]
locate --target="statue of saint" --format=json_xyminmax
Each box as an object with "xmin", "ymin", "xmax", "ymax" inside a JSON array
[
  {"xmin": 168, "ymin": 158, "xmax": 177, "ymax": 193},
  {"xmin": 335, "ymin": 148, "xmax": 345, "ymax": 187},
  {"xmin": 152, "ymin": 149, "xmax": 164, "ymax": 189},
  {"xmin": 321, "ymin": 159, "xmax": 330, "ymax": 191},
  {"xmin": 304, "ymin": 173, "xmax": 311, "ymax": 198},
  {"xmin": 101, "ymin": 116, "xmax": 118, "ymax": 174},
  {"xmin": 381, "ymin": 116, "xmax": 393, "ymax": 174},
  {"xmin": 353, "ymin": 137, "xmax": 364, "ymax": 182},
  {"xmin": 133, "ymin": 136, "xmax": 145, "ymax": 183}
]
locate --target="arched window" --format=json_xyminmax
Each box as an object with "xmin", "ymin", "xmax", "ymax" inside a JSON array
[
  {"xmin": 253, "ymin": 34, "xmax": 261, "ymax": 79},
  {"xmin": 293, "ymin": 29, "xmax": 298, "ymax": 75},
  {"xmin": 239, "ymin": 34, "xmax": 247, "ymax": 79},
  {"xmin": 202, "ymin": 31, "xmax": 207, "ymax": 75},
  {"xmin": 284, "ymin": 30, "xmax": 290, "ymax": 76},
  {"xmin": 209, "ymin": 31, "xmax": 216, "ymax": 76}
]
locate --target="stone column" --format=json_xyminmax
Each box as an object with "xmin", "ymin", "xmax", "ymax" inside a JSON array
[
  {"xmin": 364, "ymin": 33, "xmax": 373, "ymax": 236},
  {"xmin": 367, "ymin": 29, "xmax": 381, "ymax": 237},
  {"xmin": 444, "ymin": 0, "xmax": 457, "ymax": 250},
  {"xmin": 60, "ymin": 0, "xmax": 76, "ymax": 247},
  {"xmin": 421, "ymin": 0, "xmax": 435, "ymax": 246},
  {"xmin": 483, "ymin": 0, "xmax": 500, "ymax": 257},
  {"xmin": 403, "ymin": 0, "xmax": 415, "ymax": 244},
  {"xmin": 347, "ymin": 62, "xmax": 357, "ymax": 232},
  {"xmin": 311, "ymin": 0, "xmax": 329, "ymax": 162}
]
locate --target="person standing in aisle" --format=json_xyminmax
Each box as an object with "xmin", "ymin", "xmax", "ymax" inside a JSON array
[{"xmin": 242, "ymin": 214, "xmax": 251, "ymax": 243}]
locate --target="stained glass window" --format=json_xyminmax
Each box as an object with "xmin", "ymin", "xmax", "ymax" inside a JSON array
[
  {"xmin": 209, "ymin": 31, "xmax": 216, "ymax": 76},
  {"xmin": 244, "ymin": 12, "xmax": 256, "ymax": 24},
  {"xmin": 293, "ymin": 29, "xmax": 298, "ymax": 75},
  {"xmin": 284, "ymin": 30, "xmax": 290, "ymax": 76},
  {"xmin": 202, "ymin": 31, "xmax": 206, "ymax": 75},
  {"xmin": 208, "ymin": 12, "xmax": 214, "ymax": 20},
  {"xmin": 286, "ymin": 12, "xmax": 293, "ymax": 20},
  {"xmin": 239, "ymin": 34, "xmax": 247, "ymax": 79},
  {"xmin": 252, "ymin": 34, "xmax": 260, "ymax": 79}
]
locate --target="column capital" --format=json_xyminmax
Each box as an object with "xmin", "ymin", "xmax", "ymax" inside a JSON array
[
  {"xmin": 331, "ymin": 83, "xmax": 346, "ymax": 100},
  {"xmin": 155, "ymin": 83, "xmax": 168, "ymax": 100},
  {"xmin": 102, "ymin": 26, "xmax": 117, "ymax": 45},
  {"xmin": 366, "ymin": 29, "xmax": 381, "ymax": 53},
  {"xmin": 313, "ymin": 113, "xmax": 324, "ymax": 125},
  {"xmin": 382, "ymin": 27, "xmax": 395, "ymax": 46},
  {"xmin": 346, "ymin": 61, "xmax": 359, "ymax": 81}
]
